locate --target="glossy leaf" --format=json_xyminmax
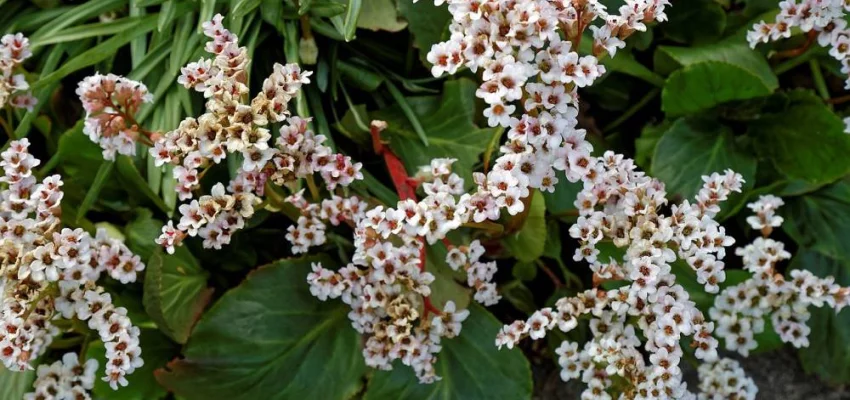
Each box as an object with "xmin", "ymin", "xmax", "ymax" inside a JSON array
[
  {"xmin": 662, "ymin": 61, "xmax": 775, "ymax": 116},
  {"xmin": 156, "ymin": 255, "xmax": 366, "ymax": 400},
  {"xmin": 656, "ymin": 41, "xmax": 778, "ymax": 89},
  {"xmin": 748, "ymin": 93, "xmax": 850, "ymax": 185},
  {"xmin": 143, "ymin": 249, "xmax": 212, "ymax": 344},
  {"xmin": 652, "ymin": 117, "xmax": 756, "ymax": 210}
]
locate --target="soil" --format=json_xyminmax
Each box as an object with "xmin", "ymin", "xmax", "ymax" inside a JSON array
[{"xmin": 533, "ymin": 347, "xmax": 850, "ymax": 399}]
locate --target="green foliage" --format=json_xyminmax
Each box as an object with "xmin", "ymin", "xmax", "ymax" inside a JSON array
[
  {"xmin": 652, "ymin": 117, "xmax": 755, "ymax": 209},
  {"xmin": 0, "ymin": 367, "xmax": 35, "ymax": 400},
  {"xmin": 156, "ymin": 255, "xmax": 367, "ymax": 400},
  {"xmin": 143, "ymin": 248, "xmax": 213, "ymax": 344},
  {"xmin": 6, "ymin": 0, "xmax": 850, "ymax": 396},
  {"xmin": 363, "ymin": 304, "xmax": 533, "ymax": 400},
  {"xmin": 749, "ymin": 93, "xmax": 850, "ymax": 184},
  {"xmin": 503, "ymin": 191, "xmax": 548, "ymax": 263}
]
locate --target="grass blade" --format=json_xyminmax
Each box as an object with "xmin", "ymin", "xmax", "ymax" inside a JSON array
[
  {"xmin": 342, "ymin": 0, "xmax": 362, "ymax": 41},
  {"xmin": 384, "ymin": 79, "xmax": 429, "ymax": 146},
  {"xmin": 115, "ymin": 156, "xmax": 170, "ymax": 214},
  {"xmin": 31, "ymin": 15, "xmax": 158, "ymax": 93},
  {"xmin": 76, "ymin": 161, "xmax": 114, "ymax": 223},
  {"xmin": 30, "ymin": 17, "xmax": 148, "ymax": 48}
]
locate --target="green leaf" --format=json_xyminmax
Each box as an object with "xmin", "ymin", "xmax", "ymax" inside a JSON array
[
  {"xmin": 542, "ymin": 171, "xmax": 581, "ymax": 217},
  {"xmin": 656, "ymin": 41, "xmax": 778, "ymax": 89},
  {"xmin": 398, "ymin": 0, "xmax": 451, "ymax": 63},
  {"xmin": 155, "ymin": 255, "xmax": 366, "ymax": 400},
  {"xmin": 0, "ymin": 366, "xmax": 35, "ymax": 400},
  {"xmin": 198, "ymin": 0, "xmax": 217, "ymax": 32},
  {"xmin": 748, "ymin": 93, "xmax": 850, "ymax": 185},
  {"xmin": 363, "ymin": 303, "xmax": 533, "ymax": 400},
  {"xmin": 634, "ymin": 121, "xmax": 671, "ymax": 171},
  {"xmin": 143, "ymin": 249, "xmax": 213, "ymax": 344},
  {"xmin": 55, "ymin": 122, "xmax": 127, "ymax": 209},
  {"xmin": 651, "ymin": 118, "xmax": 756, "ymax": 208},
  {"xmin": 792, "ymin": 249, "xmax": 850, "ymax": 384},
  {"xmin": 662, "ymin": 61, "xmax": 775, "ymax": 116},
  {"xmin": 341, "ymin": 0, "xmax": 363, "ymax": 41},
  {"xmin": 87, "ymin": 329, "xmax": 180, "ymax": 400},
  {"xmin": 357, "ymin": 0, "xmax": 407, "ymax": 32},
  {"xmin": 375, "ymin": 78, "xmax": 498, "ymax": 185},
  {"xmin": 660, "ymin": 0, "xmax": 726, "ymax": 45},
  {"xmin": 503, "ymin": 191, "xmax": 547, "ymax": 263},
  {"xmin": 158, "ymin": 0, "xmax": 178, "ymax": 32},
  {"xmin": 385, "ymin": 79, "xmax": 429, "ymax": 146},
  {"xmin": 76, "ymin": 160, "xmax": 114, "ymax": 223},
  {"xmin": 334, "ymin": 104, "xmax": 372, "ymax": 145},
  {"xmin": 232, "ymin": 0, "xmax": 263, "ymax": 18},
  {"xmin": 782, "ymin": 180, "xmax": 850, "ymax": 262},
  {"xmin": 115, "ymin": 156, "xmax": 171, "ymax": 214},
  {"xmin": 337, "ymin": 60, "xmax": 385, "ymax": 92},
  {"xmin": 28, "ymin": 0, "xmax": 125, "ymax": 42},
  {"xmin": 124, "ymin": 209, "xmax": 165, "ymax": 261},
  {"xmin": 427, "ymin": 244, "xmax": 472, "ymax": 310},
  {"xmin": 31, "ymin": 15, "xmax": 159, "ymax": 92},
  {"xmin": 29, "ymin": 16, "xmax": 150, "ymax": 47}
]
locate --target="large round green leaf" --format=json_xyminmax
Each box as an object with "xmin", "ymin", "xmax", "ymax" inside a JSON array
[
  {"xmin": 651, "ymin": 117, "xmax": 756, "ymax": 206},
  {"xmin": 656, "ymin": 41, "xmax": 778, "ymax": 90},
  {"xmin": 155, "ymin": 255, "xmax": 366, "ymax": 400},
  {"xmin": 662, "ymin": 61, "xmax": 775, "ymax": 116},
  {"xmin": 749, "ymin": 94, "xmax": 850, "ymax": 185},
  {"xmin": 363, "ymin": 303, "xmax": 533, "ymax": 400}
]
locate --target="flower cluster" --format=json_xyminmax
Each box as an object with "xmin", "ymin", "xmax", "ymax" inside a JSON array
[
  {"xmin": 76, "ymin": 74, "xmax": 153, "ymax": 160},
  {"xmin": 709, "ymin": 195, "xmax": 850, "ymax": 355},
  {"xmin": 302, "ymin": 152, "xmax": 498, "ymax": 383},
  {"xmin": 150, "ymin": 14, "xmax": 362, "ymax": 254},
  {"xmin": 0, "ymin": 33, "xmax": 36, "ymax": 111},
  {"xmin": 696, "ymin": 358, "xmax": 758, "ymax": 400},
  {"xmin": 747, "ymin": 0, "xmax": 850, "ymax": 132},
  {"xmin": 497, "ymin": 160, "xmax": 744, "ymax": 397},
  {"xmin": 24, "ymin": 353, "xmax": 98, "ymax": 400},
  {"xmin": 0, "ymin": 139, "xmax": 144, "ymax": 392},
  {"xmin": 418, "ymin": 0, "xmax": 671, "ymax": 219}
]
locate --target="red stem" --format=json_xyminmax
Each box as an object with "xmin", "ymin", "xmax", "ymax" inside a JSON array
[{"xmin": 372, "ymin": 121, "xmax": 443, "ymax": 317}]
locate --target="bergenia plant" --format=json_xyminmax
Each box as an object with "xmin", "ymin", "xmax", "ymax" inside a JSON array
[{"xmin": 1, "ymin": 0, "xmax": 850, "ymax": 399}]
